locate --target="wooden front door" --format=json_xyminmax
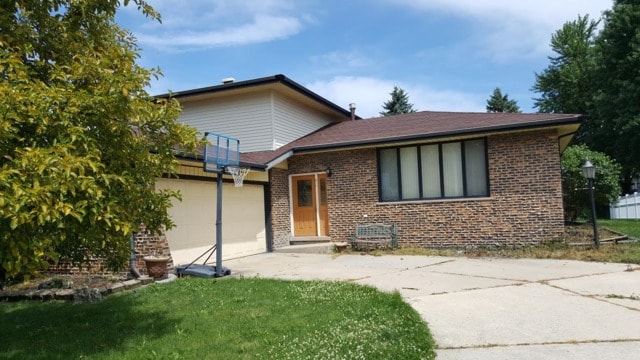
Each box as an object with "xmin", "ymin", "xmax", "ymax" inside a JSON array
[{"xmin": 292, "ymin": 174, "xmax": 330, "ymax": 237}]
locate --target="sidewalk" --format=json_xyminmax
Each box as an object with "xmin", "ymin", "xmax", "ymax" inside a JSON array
[{"xmin": 225, "ymin": 253, "xmax": 640, "ymax": 359}]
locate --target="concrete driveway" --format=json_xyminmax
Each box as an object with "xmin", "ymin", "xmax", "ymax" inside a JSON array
[{"xmin": 224, "ymin": 253, "xmax": 640, "ymax": 359}]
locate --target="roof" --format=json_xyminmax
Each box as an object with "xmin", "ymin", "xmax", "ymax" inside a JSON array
[
  {"xmin": 240, "ymin": 111, "xmax": 583, "ymax": 168},
  {"xmin": 155, "ymin": 74, "xmax": 358, "ymax": 121}
]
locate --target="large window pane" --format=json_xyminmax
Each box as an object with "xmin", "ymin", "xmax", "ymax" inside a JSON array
[
  {"xmin": 378, "ymin": 138, "xmax": 488, "ymax": 202},
  {"xmin": 379, "ymin": 149, "xmax": 399, "ymax": 201},
  {"xmin": 400, "ymin": 147, "xmax": 419, "ymax": 199},
  {"xmin": 465, "ymin": 139, "xmax": 488, "ymax": 196},
  {"xmin": 420, "ymin": 145, "xmax": 441, "ymax": 197},
  {"xmin": 442, "ymin": 142, "xmax": 463, "ymax": 197}
]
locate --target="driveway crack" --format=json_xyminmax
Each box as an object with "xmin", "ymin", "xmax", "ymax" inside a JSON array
[
  {"xmin": 436, "ymin": 338, "xmax": 640, "ymax": 350},
  {"xmin": 544, "ymin": 282, "xmax": 640, "ymax": 312}
]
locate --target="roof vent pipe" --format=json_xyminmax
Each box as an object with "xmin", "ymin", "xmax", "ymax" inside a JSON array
[
  {"xmin": 221, "ymin": 77, "xmax": 235, "ymax": 84},
  {"xmin": 349, "ymin": 103, "xmax": 356, "ymax": 121}
]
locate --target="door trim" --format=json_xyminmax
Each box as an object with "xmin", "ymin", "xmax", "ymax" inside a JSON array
[{"xmin": 289, "ymin": 172, "xmax": 329, "ymax": 238}]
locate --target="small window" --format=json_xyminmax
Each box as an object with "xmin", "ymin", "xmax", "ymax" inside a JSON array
[
  {"xmin": 320, "ymin": 178, "xmax": 327, "ymax": 206},
  {"xmin": 378, "ymin": 139, "xmax": 489, "ymax": 201},
  {"xmin": 297, "ymin": 179, "xmax": 313, "ymax": 207}
]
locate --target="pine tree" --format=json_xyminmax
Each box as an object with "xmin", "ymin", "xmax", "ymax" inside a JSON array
[
  {"xmin": 380, "ymin": 86, "xmax": 417, "ymax": 116},
  {"xmin": 486, "ymin": 87, "xmax": 521, "ymax": 113}
]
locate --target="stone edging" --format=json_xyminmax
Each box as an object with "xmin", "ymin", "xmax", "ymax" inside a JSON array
[{"xmin": 0, "ymin": 276, "xmax": 157, "ymax": 302}]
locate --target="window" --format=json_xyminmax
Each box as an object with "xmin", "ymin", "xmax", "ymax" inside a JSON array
[
  {"xmin": 296, "ymin": 179, "xmax": 313, "ymax": 207},
  {"xmin": 378, "ymin": 139, "xmax": 488, "ymax": 201}
]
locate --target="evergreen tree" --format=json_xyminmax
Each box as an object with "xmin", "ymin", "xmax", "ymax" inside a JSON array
[
  {"xmin": 0, "ymin": 0, "xmax": 201, "ymax": 283},
  {"xmin": 486, "ymin": 87, "xmax": 521, "ymax": 113},
  {"xmin": 380, "ymin": 86, "xmax": 417, "ymax": 116}
]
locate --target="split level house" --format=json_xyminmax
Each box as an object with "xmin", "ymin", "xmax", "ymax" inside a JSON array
[{"xmin": 152, "ymin": 74, "xmax": 582, "ymax": 266}]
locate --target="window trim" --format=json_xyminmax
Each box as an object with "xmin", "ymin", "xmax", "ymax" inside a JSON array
[{"xmin": 377, "ymin": 138, "xmax": 490, "ymax": 202}]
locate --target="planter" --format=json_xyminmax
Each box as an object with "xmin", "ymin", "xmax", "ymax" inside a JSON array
[
  {"xmin": 333, "ymin": 242, "xmax": 349, "ymax": 253},
  {"xmin": 143, "ymin": 256, "xmax": 170, "ymax": 279}
]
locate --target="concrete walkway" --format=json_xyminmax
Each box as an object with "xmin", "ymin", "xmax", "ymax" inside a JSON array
[{"xmin": 224, "ymin": 253, "xmax": 640, "ymax": 359}]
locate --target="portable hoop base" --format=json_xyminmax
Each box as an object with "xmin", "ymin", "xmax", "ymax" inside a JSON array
[{"xmin": 176, "ymin": 264, "xmax": 231, "ymax": 278}]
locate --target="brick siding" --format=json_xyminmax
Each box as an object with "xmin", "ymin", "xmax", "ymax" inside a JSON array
[
  {"xmin": 47, "ymin": 227, "xmax": 173, "ymax": 277},
  {"xmin": 270, "ymin": 130, "xmax": 564, "ymax": 248},
  {"xmin": 269, "ymin": 167, "xmax": 292, "ymax": 247}
]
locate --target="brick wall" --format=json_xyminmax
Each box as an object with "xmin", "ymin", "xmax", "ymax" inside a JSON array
[
  {"xmin": 47, "ymin": 228, "xmax": 173, "ymax": 277},
  {"xmin": 270, "ymin": 129, "xmax": 565, "ymax": 247},
  {"xmin": 269, "ymin": 167, "xmax": 292, "ymax": 247}
]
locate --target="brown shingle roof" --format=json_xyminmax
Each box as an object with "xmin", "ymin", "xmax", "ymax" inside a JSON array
[{"xmin": 241, "ymin": 111, "xmax": 583, "ymax": 167}]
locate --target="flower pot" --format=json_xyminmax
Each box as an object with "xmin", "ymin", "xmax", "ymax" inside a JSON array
[
  {"xmin": 334, "ymin": 242, "xmax": 349, "ymax": 253},
  {"xmin": 143, "ymin": 256, "xmax": 170, "ymax": 279}
]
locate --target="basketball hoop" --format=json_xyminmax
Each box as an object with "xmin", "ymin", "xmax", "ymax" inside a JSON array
[{"xmin": 226, "ymin": 166, "xmax": 250, "ymax": 187}]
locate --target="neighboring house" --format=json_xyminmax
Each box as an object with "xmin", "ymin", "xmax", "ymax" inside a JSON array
[{"xmin": 155, "ymin": 74, "xmax": 583, "ymax": 266}]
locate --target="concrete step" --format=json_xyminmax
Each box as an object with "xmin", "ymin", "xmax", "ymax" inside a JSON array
[{"xmin": 273, "ymin": 243, "xmax": 335, "ymax": 254}]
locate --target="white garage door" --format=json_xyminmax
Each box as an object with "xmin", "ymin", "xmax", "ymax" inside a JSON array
[{"xmin": 155, "ymin": 178, "xmax": 267, "ymax": 266}]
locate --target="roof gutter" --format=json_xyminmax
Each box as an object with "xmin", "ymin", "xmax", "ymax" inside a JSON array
[
  {"xmin": 265, "ymin": 150, "xmax": 294, "ymax": 170},
  {"xmin": 173, "ymin": 153, "xmax": 268, "ymax": 171}
]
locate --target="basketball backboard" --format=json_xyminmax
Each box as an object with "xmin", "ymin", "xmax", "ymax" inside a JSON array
[{"xmin": 203, "ymin": 132, "xmax": 240, "ymax": 173}]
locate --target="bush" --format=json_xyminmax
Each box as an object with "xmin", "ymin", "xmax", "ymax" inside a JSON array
[{"xmin": 562, "ymin": 145, "xmax": 621, "ymax": 221}]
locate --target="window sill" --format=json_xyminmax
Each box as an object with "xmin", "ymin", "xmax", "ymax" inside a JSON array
[{"xmin": 376, "ymin": 197, "xmax": 492, "ymax": 206}]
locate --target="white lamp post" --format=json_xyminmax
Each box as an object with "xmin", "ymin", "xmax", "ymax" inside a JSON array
[{"xmin": 582, "ymin": 160, "xmax": 599, "ymax": 249}]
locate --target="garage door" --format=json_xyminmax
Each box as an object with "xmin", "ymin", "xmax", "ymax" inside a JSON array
[{"xmin": 155, "ymin": 177, "xmax": 267, "ymax": 266}]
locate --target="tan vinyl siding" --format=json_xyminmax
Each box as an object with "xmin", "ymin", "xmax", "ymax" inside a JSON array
[
  {"xmin": 272, "ymin": 94, "xmax": 333, "ymax": 149},
  {"xmin": 178, "ymin": 92, "xmax": 274, "ymax": 152}
]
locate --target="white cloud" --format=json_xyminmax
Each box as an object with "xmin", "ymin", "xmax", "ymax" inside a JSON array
[
  {"xmin": 136, "ymin": 15, "xmax": 301, "ymax": 51},
  {"xmin": 306, "ymin": 76, "xmax": 484, "ymax": 119},
  {"xmin": 388, "ymin": 0, "xmax": 611, "ymax": 61},
  {"xmin": 124, "ymin": 0, "xmax": 307, "ymax": 51}
]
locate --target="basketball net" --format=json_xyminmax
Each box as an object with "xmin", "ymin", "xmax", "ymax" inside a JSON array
[{"xmin": 226, "ymin": 166, "xmax": 250, "ymax": 187}]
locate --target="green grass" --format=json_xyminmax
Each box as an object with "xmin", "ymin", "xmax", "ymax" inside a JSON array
[
  {"xmin": 0, "ymin": 277, "xmax": 435, "ymax": 360},
  {"xmin": 599, "ymin": 219, "xmax": 640, "ymax": 239}
]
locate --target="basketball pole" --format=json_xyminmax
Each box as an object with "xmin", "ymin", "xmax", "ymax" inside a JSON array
[{"xmin": 215, "ymin": 166, "xmax": 224, "ymax": 277}]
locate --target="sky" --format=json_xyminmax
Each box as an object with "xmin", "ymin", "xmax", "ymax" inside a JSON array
[{"xmin": 116, "ymin": 0, "xmax": 613, "ymax": 119}]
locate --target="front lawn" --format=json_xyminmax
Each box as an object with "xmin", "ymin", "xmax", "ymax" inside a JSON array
[
  {"xmin": 0, "ymin": 277, "xmax": 435, "ymax": 360},
  {"xmin": 600, "ymin": 219, "xmax": 640, "ymax": 239}
]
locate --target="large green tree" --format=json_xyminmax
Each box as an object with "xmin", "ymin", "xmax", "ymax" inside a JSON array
[
  {"xmin": 0, "ymin": 0, "xmax": 200, "ymax": 283},
  {"xmin": 532, "ymin": 5, "xmax": 640, "ymax": 190},
  {"xmin": 588, "ymin": 0, "xmax": 640, "ymax": 184},
  {"xmin": 380, "ymin": 86, "xmax": 417, "ymax": 116},
  {"xmin": 486, "ymin": 87, "xmax": 521, "ymax": 113},
  {"xmin": 531, "ymin": 15, "xmax": 598, "ymax": 114}
]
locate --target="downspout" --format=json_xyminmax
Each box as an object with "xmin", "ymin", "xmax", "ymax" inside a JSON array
[{"xmin": 129, "ymin": 232, "xmax": 141, "ymax": 278}]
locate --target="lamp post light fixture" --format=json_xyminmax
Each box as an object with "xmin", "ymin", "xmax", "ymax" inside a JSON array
[{"xmin": 582, "ymin": 160, "xmax": 600, "ymax": 249}]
